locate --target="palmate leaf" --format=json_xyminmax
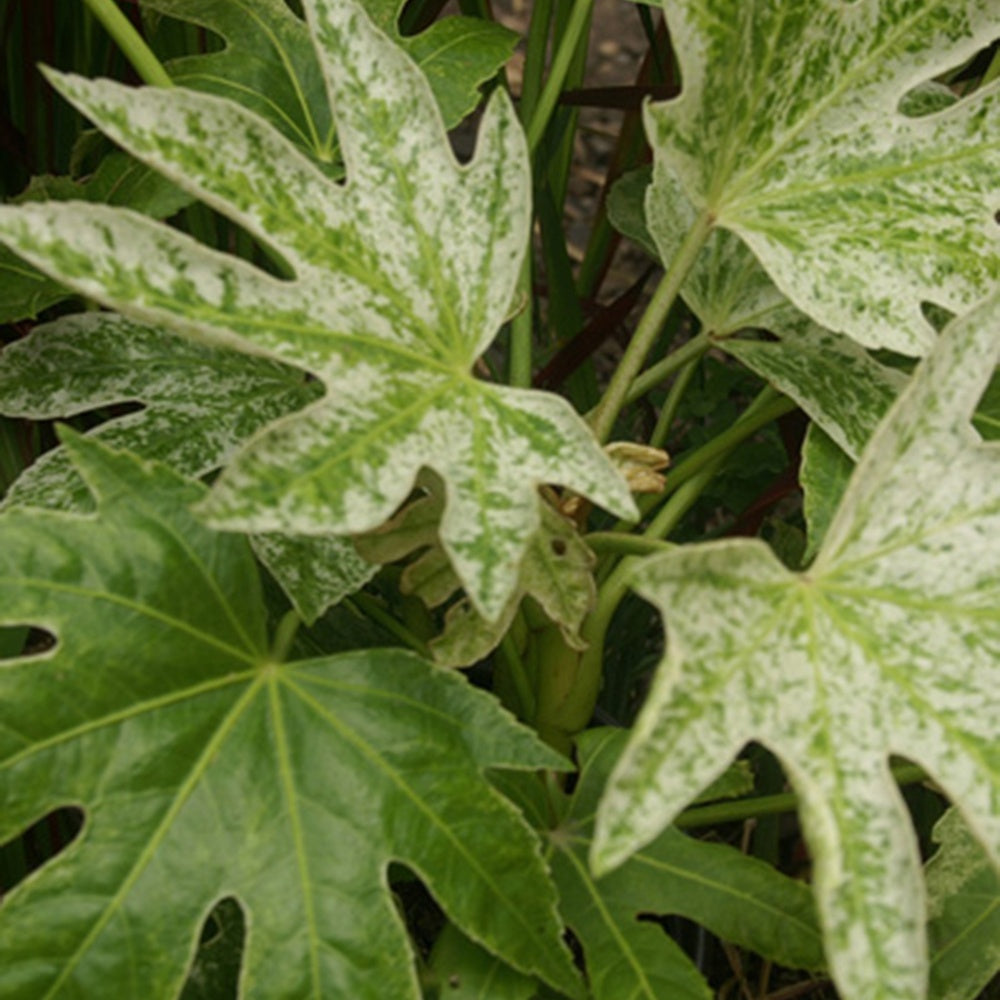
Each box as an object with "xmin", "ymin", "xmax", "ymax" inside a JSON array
[
  {"xmin": 143, "ymin": 0, "xmax": 516, "ymax": 154},
  {"xmin": 592, "ymin": 292, "xmax": 1000, "ymax": 1000},
  {"xmin": 0, "ymin": 433, "xmax": 583, "ymax": 1000},
  {"xmin": 0, "ymin": 151, "xmax": 192, "ymax": 323},
  {"xmin": 0, "ymin": 0, "xmax": 634, "ymax": 622},
  {"xmin": 0, "ymin": 312, "xmax": 373, "ymax": 623},
  {"xmin": 494, "ymin": 729, "xmax": 824, "ymax": 1000},
  {"xmin": 645, "ymin": 0, "xmax": 1000, "ymax": 354}
]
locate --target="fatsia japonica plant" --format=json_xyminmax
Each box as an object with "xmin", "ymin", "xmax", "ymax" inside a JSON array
[{"xmin": 0, "ymin": 0, "xmax": 998, "ymax": 997}]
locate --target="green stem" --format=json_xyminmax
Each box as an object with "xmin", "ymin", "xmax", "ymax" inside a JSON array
[
  {"xmin": 643, "ymin": 459, "xmax": 723, "ymax": 542},
  {"xmin": 508, "ymin": 256, "xmax": 533, "ymax": 387},
  {"xmin": 649, "ymin": 355, "xmax": 698, "ymax": 451},
  {"xmin": 584, "ymin": 389, "xmax": 797, "ymax": 687},
  {"xmin": 525, "ymin": 0, "xmax": 594, "ymax": 154},
  {"xmin": 625, "ymin": 330, "xmax": 711, "ymax": 405},
  {"xmin": 675, "ymin": 763, "xmax": 927, "ymax": 829},
  {"xmin": 589, "ymin": 212, "xmax": 714, "ymax": 443},
  {"xmin": 82, "ymin": 0, "xmax": 173, "ymax": 88},
  {"xmin": 270, "ymin": 609, "xmax": 302, "ymax": 663},
  {"xmin": 649, "ymin": 391, "xmax": 796, "ymax": 524},
  {"xmin": 349, "ymin": 593, "xmax": 432, "ymax": 658},
  {"xmin": 584, "ymin": 532, "xmax": 673, "ymax": 558}
]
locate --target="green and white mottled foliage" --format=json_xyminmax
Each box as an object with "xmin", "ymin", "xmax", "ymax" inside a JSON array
[
  {"xmin": 611, "ymin": 163, "xmax": 908, "ymax": 458},
  {"xmin": 593, "ymin": 292, "xmax": 1000, "ymax": 1000},
  {"xmin": 646, "ymin": 0, "xmax": 1000, "ymax": 354},
  {"xmin": 0, "ymin": 0, "xmax": 634, "ymax": 622},
  {"xmin": 0, "ymin": 433, "xmax": 583, "ymax": 1000},
  {"xmin": 0, "ymin": 312, "xmax": 373, "ymax": 622}
]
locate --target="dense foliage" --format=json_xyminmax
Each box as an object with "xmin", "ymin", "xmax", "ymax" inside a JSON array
[{"xmin": 1, "ymin": 1, "xmax": 998, "ymax": 998}]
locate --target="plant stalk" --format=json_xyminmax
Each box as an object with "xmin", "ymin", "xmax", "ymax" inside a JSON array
[
  {"xmin": 675, "ymin": 763, "xmax": 927, "ymax": 828},
  {"xmin": 82, "ymin": 0, "xmax": 173, "ymax": 88},
  {"xmin": 589, "ymin": 211, "xmax": 714, "ymax": 443},
  {"xmin": 626, "ymin": 329, "xmax": 711, "ymax": 404}
]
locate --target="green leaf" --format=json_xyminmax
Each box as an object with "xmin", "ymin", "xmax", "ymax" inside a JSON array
[
  {"xmin": 0, "ymin": 0, "xmax": 634, "ymax": 621},
  {"xmin": 645, "ymin": 0, "xmax": 1000, "ymax": 354},
  {"xmin": 145, "ymin": 0, "xmax": 516, "ymax": 150},
  {"xmin": 0, "ymin": 312, "xmax": 372, "ymax": 622},
  {"xmin": 357, "ymin": 486, "xmax": 596, "ymax": 667},
  {"xmin": 428, "ymin": 923, "xmax": 538, "ymax": 1000},
  {"xmin": 593, "ymin": 291, "xmax": 1000, "ymax": 1000},
  {"xmin": 926, "ymin": 809, "xmax": 1000, "ymax": 1000},
  {"xmin": 0, "ymin": 432, "xmax": 584, "ymax": 999},
  {"xmin": 497, "ymin": 729, "xmax": 824, "ymax": 1000}
]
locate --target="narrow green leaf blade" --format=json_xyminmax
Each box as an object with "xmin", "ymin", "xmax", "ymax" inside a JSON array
[
  {"xmin": 0, "ymin": 434, "xmax": 582, "ymax": 999},
  {"xmin": 646, "ymin": 0, "xmax": 1000, "ymax": 354},
  {"xmin": 594, "ymin": 292, "xmax": 1000, "ymax": 1000}
]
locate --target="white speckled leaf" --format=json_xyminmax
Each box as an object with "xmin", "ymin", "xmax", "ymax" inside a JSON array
[
  {"xmin": 0, "ymin": 0, "xmax": 633, "ymax": 621},
  {"xmin": 593, "ymin": 292, "xmax": 1000, "ymax": 1000},
  {"xmin": 0, "ymin": 312, "xmax": 373, "ymax": 622},
  {"xmin": 721, "ymin": 317, "xmax": 906, "ymax": 461},
  {"xmin": 925, "ymin": 809, "xmax": 1000, "ymax": 1000},
  {"xmin": 646, "ymin": 0, "xmax": 1000, "ymax": 354},
  {"xmin": 0, "ymin": 432, "xmax": 584, "ymax": 999},
  {"xmin": 619, "ymin": 162, "xmax": 908, "ymax": 456}
]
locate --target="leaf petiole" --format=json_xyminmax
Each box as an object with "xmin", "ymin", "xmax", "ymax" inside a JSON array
[
  {"xmin": 81, "ymin": 0, "xmax": 173, "ymax": 88},
  {"xmin": 589, "ymin": 211, "xmax": 714, "ymax": 443}
]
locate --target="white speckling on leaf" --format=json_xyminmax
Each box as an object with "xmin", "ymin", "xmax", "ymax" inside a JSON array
[
  {"xmin": 0, "ymin": 0, "xmax": 634, "ymax": 621},
  {"xmin": 645, "ymin": 0, "xmax": 1000, "ymax": 355},
  {"xmin": 593, "ymin": 291, "xmax": 1000, "ymax": 1000}
]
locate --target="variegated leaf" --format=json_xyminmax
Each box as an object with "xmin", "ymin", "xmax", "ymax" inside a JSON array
[
  {"xmin": 645, "ymin": 0, "xmax": 1000, "ymax": 354},
  {"xmin": 593, "ymin": 292, "xmax": 1000, "ymax": 1000},
  {"xmin": 355, "ymin": 486, "xmax": 596, "ymax": 667},
  {"xmin": 0, "ymin": 151, "xmax": 192, "ymax": 323},
  {"xmin": 0, "ymin": 0, "xmax": 634, "ymax": 621},
  {"xmin": 0, "ymin": 312, "xmax": 373, "ymax": 622},
  {"xmin": 616, "ymin": 163, "xmax": 907, "ymax": 457}
]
